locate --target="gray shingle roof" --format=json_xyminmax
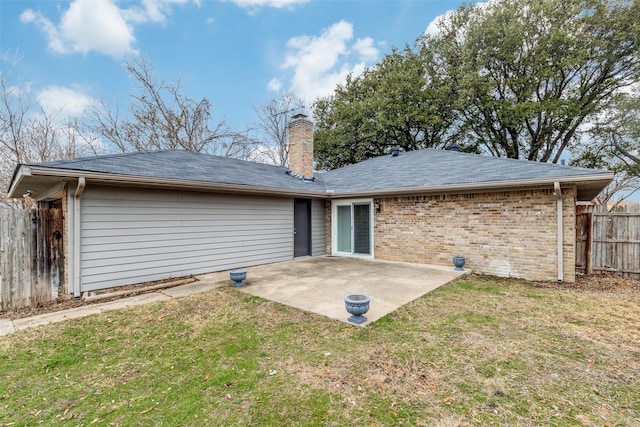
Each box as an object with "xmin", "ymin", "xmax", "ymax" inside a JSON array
[
  {"xmin": 19, "ymin": 148, "xmax": 611, "ymax": 200},
  {"xmin": 33, "ymin": 150, "xmax": 326, "ymax": 193},
  {"xmin": 319, "ymin": 148, "xmax": 610, "ymax": 193}
]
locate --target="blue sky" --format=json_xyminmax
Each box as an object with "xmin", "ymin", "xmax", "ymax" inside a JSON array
[
  {"xmin": 1, "ymin": 0, "xmax": 464, "ymax": 132},
  {"xmin": 3, "ymin": 0, "xmax": 637, "ymax": 202}
]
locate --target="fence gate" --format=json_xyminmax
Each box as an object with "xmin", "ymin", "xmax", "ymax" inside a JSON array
[
  {"xmin": 575, "ymin": 210, "xmax": 592, "ymax": 275},
  {"xmin": 0, "ymin": 208, "xmax": 65, "ymax": 310}
]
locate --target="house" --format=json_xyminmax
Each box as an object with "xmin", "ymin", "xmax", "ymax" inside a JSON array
[{"xmin": 7, "ymin": 115, "xmax": 614, "ymax": 297}]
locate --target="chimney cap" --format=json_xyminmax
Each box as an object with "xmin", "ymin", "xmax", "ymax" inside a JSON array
[
  {"xmin": 391, "ymin": 146, "xmax": 400, "ymax": 157},
  {"xmin": 292, "ymin": 113, "xmax": 308, "ymax": 120}
]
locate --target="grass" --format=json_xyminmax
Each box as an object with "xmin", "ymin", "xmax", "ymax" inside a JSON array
[{"xmin": 1, "ymin": 276, "xmax": 639, "ymax": 426}]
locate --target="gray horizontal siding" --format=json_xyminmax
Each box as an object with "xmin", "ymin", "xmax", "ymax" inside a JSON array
[
  {"xmin": 80, "ymin": 186, "xmax": 294, "ymax": 291},
  {"xmin": 311, "ymin": 198, "xmax": 326, "ymax": 256}
]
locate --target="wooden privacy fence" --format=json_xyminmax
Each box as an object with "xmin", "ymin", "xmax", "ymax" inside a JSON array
[
  {"xmin": 576, "ymin": 204, "xmax": 640, "ymax": 279},
  {"xmin": 0, "ymin": 208, "xmax": 64, "ymax": 310}
]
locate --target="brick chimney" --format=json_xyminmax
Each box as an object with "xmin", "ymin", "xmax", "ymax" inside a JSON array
[{"xmin": 287, "ymin": 113, "xmax": 314, "ymax": 179}]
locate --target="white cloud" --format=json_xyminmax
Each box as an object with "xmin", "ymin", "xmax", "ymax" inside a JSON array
[
  {"xmin": 231, "ymin": 0, "xmax": 308, "ymax": 8},
  {"xmin": 20, "ymin": 0, "xmax": 198, "ymax": 59},
  {"xmin": 353, "ymin": 37, "xmax": 379, "ymax": 61},
  {"xmin": 277, "ymin": 20, "xmax": 379, "ymax": 103},
  {"xmin": 37, "ymin": 86, "xmax": 95, "ymax": 117},
  {"xmin": 21, "ymin": 0, "xmax": 136, "ymax": 58},
  {"xmin": 424, "ymin": 12, "xmax": 448, "ymax": 36},
  {"xmin": 124, "ymin": 0, "xmax": 196, "ymax": 23},
  {"xmin": 246, "ymin": 144, "xmax": 280, "ymax": 165},
  {"xmin": 425, "ymin": 1, "xmax": 494, "ymax": 37},
  {"xmin": 141, "ymin": 0, "xmax": 176, "ymax": 22},
  {"xmin": 20, "ymin": 9, "xmax": 67, "ymax": 53},
  {"xmin": 267, "ymin": 78, "xmax": 282, "ymax": 92}
]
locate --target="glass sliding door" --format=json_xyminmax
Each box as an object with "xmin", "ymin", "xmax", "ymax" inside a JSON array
[
  {"xmin": 337, "ymin": 205, "xmax": 352, "ymax": 252},
  {"xmin": 353, "ymin": 203, "xmax": 371, "ymax": 254},
  {"xmin": 333, "ymin": 200, "xmax": 373, "ymax": 257}
]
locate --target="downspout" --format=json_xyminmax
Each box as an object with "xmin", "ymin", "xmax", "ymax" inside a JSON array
[
  {"xmin": 73, "ymin": 177, "xmax": 86, "ymax": 298},
  {"xmin": 554, "ymin": 182, "xmax": 563, "ymax": 282}
]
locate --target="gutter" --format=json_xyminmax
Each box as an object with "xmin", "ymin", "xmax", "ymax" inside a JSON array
[
  {"xmin": 15, "ymin": 165, "xmax": 613, "ymax": 201},
  {"xmin": 554, "ymin": 182, "xmax": 563, "ymax": 282},
  {"xmin": 72, "ymin": 177, "xmax": 86, "ymax": 298},
  {"xmin": 15, "ymin": 166, "xmax": 614, "ymax": 203}
]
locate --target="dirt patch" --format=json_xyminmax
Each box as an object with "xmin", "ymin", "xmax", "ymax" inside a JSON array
[
  {"xmin": 574, "ymin": 273, "xmax": 640, "ymax": 292},
  {"xmin": 0, "ymin": 276, "xmax": 197, "ymax": 320},
  {"xmin": 0, "ymin": 297, "xmax": 86, "ymax": 320},
  {"xmin": 535, "ymin": 273, "xmax": 640, "ymax": 293}
]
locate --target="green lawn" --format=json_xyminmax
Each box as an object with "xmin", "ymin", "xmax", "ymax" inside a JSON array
[{"xmin": 1, "ymin": 276, "xmax": 638, "ymax": 426}]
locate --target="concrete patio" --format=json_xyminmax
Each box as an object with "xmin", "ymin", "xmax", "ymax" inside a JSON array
[
  {"xmin": 230, "ymin": 256, "xmax": 467, "ymax": 326},
  {"xmin": 1, "ymin": 257, "xmax": 467, "ymax": 336}
]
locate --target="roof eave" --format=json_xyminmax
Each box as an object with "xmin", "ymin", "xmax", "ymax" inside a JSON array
[
  {"xmin": 20, "ymin": 166, "xmax": 327, "ymax": 198},
  {"xmin": 326, "ymin": 173, "xmax": 614, "ymax": 200},
  {"xmin": 10, "ymin": 165, "xmax": 614, "ymax": 202},
  {"xmin": 7, "ymin": 165, "xmax": 31, "ymax": 198}
]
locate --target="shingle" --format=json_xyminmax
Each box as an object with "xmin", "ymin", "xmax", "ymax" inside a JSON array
[
  {"xmin": 31, "ymin": 148, "xmax": 610, "ymax": 195},
  {"xmin": 33, "ymin": 150, "xmax": 327, "ymax": 193},
  {"xmin": 318, "ymin": 149, "xmax": 610, "ymax": 192}
]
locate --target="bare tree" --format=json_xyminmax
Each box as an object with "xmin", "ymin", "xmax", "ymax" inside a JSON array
[
  {"xmin": 90, "ymin": 55, "xmax": 253, "ymax": 156},
  {"xmin": 1, "ymin": 56, "xmax": 97, "ymax": 207},
  {"xmin": 608, "ymin": 94, "xmax": 640, "ymax": 178},
  {"xmin": 573, "ymin": 91, "xmax": 640, "ymax": 204},
  {"xmin": 251, "ymin": 91, "xmax": 305, "ymax": 167},
  {"xmin": 219, "ymin": 130, "xmax": 262, "ymax": 159}
]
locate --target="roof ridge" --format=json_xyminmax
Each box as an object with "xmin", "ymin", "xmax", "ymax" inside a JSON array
[
  {"xmin": 325, "ymin": 148, "xmax": 608, "ymax": 175},
  {"xmin": 33, "ymin": 149, "xmax": 175, "ymax": 166},
  {"xmin": 422, "ymin": 148, "xmax": 606, "ymax": 173},
  {"xmin": 34, "ymin": 149, "xmax": 262, "ymax": 168},
  {"xmin": 33, "ymin": 149, "xmax": 298, "ymax": 175}
]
